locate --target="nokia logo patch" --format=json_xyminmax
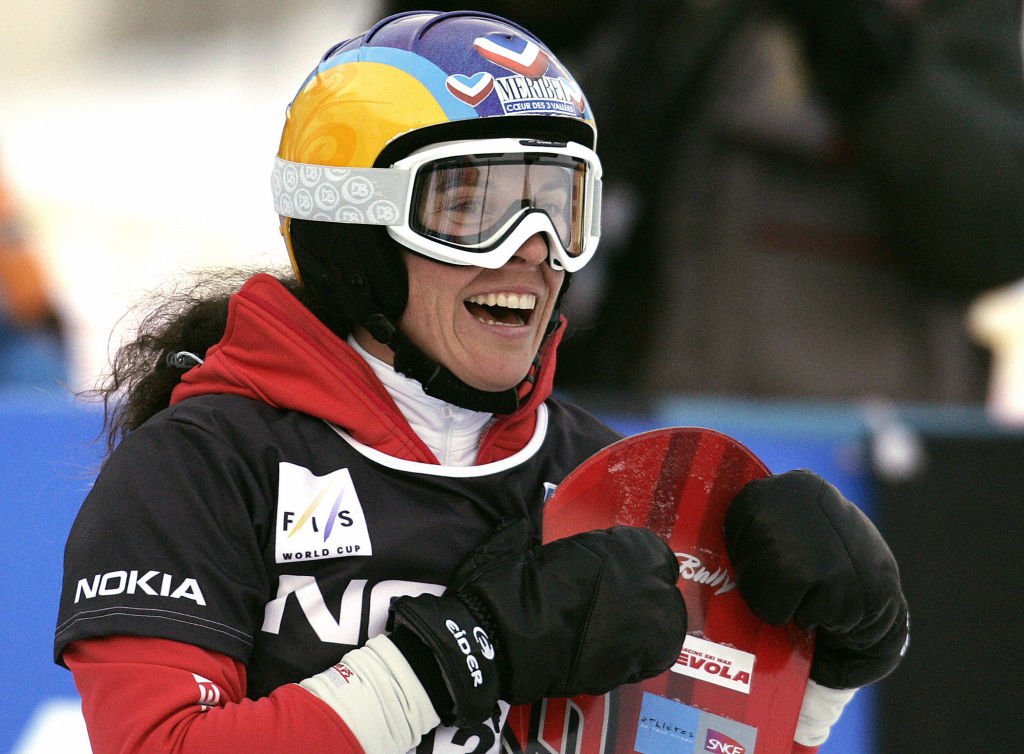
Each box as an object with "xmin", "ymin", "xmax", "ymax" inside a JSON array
[{"xmin": 74, "ymin": 570, "xmax": 206, "ymax": 606}]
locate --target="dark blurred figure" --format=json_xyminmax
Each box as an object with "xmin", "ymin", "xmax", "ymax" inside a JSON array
[
  {"xmin": 0, "ymin": 162, "xmax": 69, "ymax": 390},
  {"xmin": 385, "ymin": 0, "xmax": 1024, "ymax": 405}
]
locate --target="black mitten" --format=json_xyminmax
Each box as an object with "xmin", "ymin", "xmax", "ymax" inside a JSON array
[
  {"xmin": 389, "ymin": 520, "xmax": 686, "ymax": 726},
  {"xmin": 724, "ymin": 470, "xmax": 908, "ymax": 689}
]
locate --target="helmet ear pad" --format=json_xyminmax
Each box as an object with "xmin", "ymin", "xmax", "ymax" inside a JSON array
[{"xmin": 289, "ymin": 219, "xmax": 408, "ymax": 339}]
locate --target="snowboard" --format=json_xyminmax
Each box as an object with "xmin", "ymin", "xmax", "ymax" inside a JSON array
[{"xmin": 504, "ymin": 427, "xmax": 814, "ymax": 754}]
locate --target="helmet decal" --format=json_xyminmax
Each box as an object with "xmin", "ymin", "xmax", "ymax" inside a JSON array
[
  {"xmin": 473, "ymin": 34, "xmax": 550, "ymax": 77},
  {"xmin": 315, "ymin": 46, "xmax": 479, "ymax": 120},
  {"xmin": 445, "ymin": 72, "xmax": 495, "ymax": 107},
  {"xmin": 281, "ymin": 61, "xmax": 450, "ymax": 168},
  {"xmin": 488, "ymin": 70, "xmax": 586, "ymax": 117}
]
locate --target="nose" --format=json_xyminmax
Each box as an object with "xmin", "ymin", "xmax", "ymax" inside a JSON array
[{"xmin": 511, "ymin": 233, "xmax": 550, "ymax": 266}]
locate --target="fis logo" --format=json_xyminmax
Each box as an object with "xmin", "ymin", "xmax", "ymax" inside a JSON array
[
  {"xmin": 275, "ymin": 463, "xmax": 372, "ymax": 563},
  {"xmin": 705, "ymin": 730, "xmax": 746, "ymax": 754}
]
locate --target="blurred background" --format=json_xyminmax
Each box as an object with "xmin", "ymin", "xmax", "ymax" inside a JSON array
[
  {"xmin": 1, "ymin": 0, "xmax": 379, "ymax": 389},
  {"xmin": 2, "ymin": 1, "xmax": 1022, "ymax": 753}
]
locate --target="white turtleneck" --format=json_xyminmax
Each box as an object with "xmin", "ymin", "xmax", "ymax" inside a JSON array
[{"xmin": 348, "ymin": 336, "xmax": 494, "ymax": 466}]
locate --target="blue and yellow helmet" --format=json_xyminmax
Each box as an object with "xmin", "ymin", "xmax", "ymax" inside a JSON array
[{"xmin": 277, "ymin": 9, "xmax": 596, "ymax": 171}]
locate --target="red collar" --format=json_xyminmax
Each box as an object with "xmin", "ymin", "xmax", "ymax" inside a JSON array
[{"xmin": 170, "ymin": 274, "xmax": 561, "ymax": 464}]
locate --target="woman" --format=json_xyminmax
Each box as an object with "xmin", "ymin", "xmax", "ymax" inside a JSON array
[{"xmin": 55, "ymin": 10, "xmax": 907, "ymax": 754}]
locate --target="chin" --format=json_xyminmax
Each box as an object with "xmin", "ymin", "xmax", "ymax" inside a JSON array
[
  {"xmin": 453, "ymin": 351, "xmax": 535, "ymax": 395},
  {"xmin": 465, "ymin": 377, "xmax": 522, "ymax": 394},
  {"xmin": 457, "ymin": 366, "xmax": 529, "ymax": 395}
]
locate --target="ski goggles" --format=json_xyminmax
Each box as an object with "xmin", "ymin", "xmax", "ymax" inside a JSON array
[{"xmin": 272, "ymin": 138, "xmax": 602, "ymax": 272}]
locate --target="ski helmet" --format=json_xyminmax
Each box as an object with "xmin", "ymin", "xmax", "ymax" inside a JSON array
[{"xmin": 272, "ymin": 10, "xmax": 601, "ymax": 412}]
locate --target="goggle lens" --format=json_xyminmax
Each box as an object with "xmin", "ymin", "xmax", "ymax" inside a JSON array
[{"xmin": 410, "ymin": 153, "xmax": 588, "ymax": 256}]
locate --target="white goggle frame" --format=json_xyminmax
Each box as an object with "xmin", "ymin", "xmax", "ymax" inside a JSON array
[{"xmin": 271, "ymin": 138, "xmax": 602, "ymax": 272}]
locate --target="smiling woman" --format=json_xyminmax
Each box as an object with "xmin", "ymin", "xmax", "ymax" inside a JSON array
[
  {"xmin": 51, "ymin": 8, "xmax": 905, "ymax": 754},
  {"xmin": 51, "ymin": 9, "xmax": 689, "ymax": 754}
]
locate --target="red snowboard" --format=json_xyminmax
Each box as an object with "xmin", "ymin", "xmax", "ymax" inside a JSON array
[{"xmin": 504, "ymin": 427, "xmax": 814, "ymax": 754}]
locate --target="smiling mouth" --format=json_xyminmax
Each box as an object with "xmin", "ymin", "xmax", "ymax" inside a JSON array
[{"xmin": 464, "ymin": 292, "xmax": 538, "ymax": 327}]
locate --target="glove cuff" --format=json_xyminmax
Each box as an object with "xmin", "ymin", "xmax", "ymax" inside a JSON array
[
  {"xmin": 298, "ymin": 635, "xmax": 440, "ymax": 753},
  {"xmin": 389, "ymin": 625, "xmax": 455, "ymax": 722},
  {"xmin": 794, "ymin": 679, "xmax": 857, "ymax": 747},
  {"xmin": 389, "ymin": 593, "xmax": 501, "ymax": 728}
]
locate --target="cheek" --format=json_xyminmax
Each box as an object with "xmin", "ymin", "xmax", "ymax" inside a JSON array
[
  {"xmin": 544, "ymin": 270, "xmax": 567, "ymax": 315},
  {"xmin": 400, "ymin": 256, "xmax": 475, "ymax": 340},
  {"xmin": 403, "ymin": 256, "xmax": 442, "ymax": 315},
  {"xmin": 405, "ymin": 274, "xmax": 461, "ymax": 321},
  {"xmin": 401, "ymin": 286, "xmax": 444, "ymax": 340}
]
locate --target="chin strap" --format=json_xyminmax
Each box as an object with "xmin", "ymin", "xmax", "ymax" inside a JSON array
[
  {"xmin": 368, "ymin": 313, "xmax": 530, "ymax": 414},
  {"xmin": 378, "ymin": 285, "xmax": 567, "ymax": 416}
]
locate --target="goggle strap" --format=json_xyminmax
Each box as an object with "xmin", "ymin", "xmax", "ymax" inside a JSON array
[{"xmin": 271, "ymin": 158, "xmax": 409, "ymax": 226}]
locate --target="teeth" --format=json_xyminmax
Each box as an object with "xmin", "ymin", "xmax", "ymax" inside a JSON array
[{"xmin": 466, "ymin": 292, "xmax": 537, "ymax": 310}]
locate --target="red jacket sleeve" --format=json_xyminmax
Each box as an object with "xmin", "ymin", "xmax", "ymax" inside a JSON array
[
  {"xmin": 792, "ymin": 744, "xmax": 820, "ymax": 753},
  {"xmin": 64, "ymin": 635, "xmax": 365, "ymax": 754}
]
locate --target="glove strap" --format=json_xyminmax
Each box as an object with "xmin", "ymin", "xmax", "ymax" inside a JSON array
[{"xmin": 389, "ymin": 593, "xmax": 501, "ymax": 728}]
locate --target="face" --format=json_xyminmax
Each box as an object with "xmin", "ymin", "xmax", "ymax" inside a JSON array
[{"xmin": 355, "ymin": 233, "xmax": 565, "ymax": 393}]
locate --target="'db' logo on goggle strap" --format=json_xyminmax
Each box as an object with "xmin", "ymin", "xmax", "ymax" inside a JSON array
[{"xmin": 473, "ymin": 33, "xmax": 550, "ymax": 78}]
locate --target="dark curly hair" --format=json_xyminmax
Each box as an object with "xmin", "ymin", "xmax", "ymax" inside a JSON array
[{"xmin": 85, "ymin": 267, "xmax": 319, "ymax": 456}]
